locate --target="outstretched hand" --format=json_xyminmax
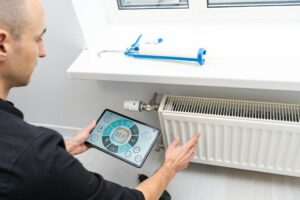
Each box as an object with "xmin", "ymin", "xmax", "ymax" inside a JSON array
[
  {"xmin": 65, "ymin": 120, "xmax": 96, "ymax": 155},
  {"xmin": 135, "ymin": 134, "xmax": 200, "ymax": 200},
  {"xmin": 163, "ymin": 134, "xmax": 200, "ymax": 173}
]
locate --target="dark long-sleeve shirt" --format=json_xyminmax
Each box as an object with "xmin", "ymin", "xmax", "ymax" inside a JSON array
[{"xmin": 0, "ymin": 99, "xmax": 144, "ymax": 200}]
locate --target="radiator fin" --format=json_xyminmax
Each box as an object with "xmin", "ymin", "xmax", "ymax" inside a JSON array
[{"xmin": 163, "ymin": 96, "xmax": 300, "ymax": 123}]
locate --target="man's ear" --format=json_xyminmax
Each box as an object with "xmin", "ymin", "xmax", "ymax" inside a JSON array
[{"xmin": 0, "ymin": 30, "xmax": 9, "ymax": 61}]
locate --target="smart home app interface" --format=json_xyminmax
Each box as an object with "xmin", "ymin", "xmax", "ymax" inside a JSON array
[{"xmin": 87, "ymin": 110, "xmax": 160, "ymax": 167}]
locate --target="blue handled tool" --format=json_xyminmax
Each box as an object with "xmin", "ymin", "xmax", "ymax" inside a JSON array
[{"xmin": 124, "ymin": 34, "xmax": 206, "ymax": 65}]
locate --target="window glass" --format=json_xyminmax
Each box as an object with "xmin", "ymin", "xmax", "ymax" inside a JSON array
[
  {"xmin": 117, "ymin": 0, "xmax": 188, "ymax": 9},
  {"xmin": 208, "ymin": 0, "xmax": 300, "ymax": 7}
]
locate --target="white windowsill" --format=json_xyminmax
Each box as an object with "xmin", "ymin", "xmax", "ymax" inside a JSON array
[{"xmin": 67, "ymin": 23, "xmax": 300, "ymax": 91}]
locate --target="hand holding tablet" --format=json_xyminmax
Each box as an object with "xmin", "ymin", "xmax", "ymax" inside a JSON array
[{"xmin": 86, "ymin": 109, "xmax": 160, "ymax": 168}]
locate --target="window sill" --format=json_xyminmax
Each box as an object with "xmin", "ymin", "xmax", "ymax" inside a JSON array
[{"xmin": 67, "ymin": 23, "xmax": 300, "ymax": 91}]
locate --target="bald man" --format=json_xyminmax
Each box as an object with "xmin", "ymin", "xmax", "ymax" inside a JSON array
[{"xmin": 0, "ymin": 0, "xmax": 200, "ymax": 200}]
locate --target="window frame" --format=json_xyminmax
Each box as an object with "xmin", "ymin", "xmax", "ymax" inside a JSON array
[
  {"xmin": 208, "ymin": 0, "xmax": 300, "ymax": 8},
  {"xmin": 116, "ymin": 0, "xmax": 189, "ymax": 10},
  {"xmin": 103, "ymin": 0, "xmax": 300, "ymax": 24}
]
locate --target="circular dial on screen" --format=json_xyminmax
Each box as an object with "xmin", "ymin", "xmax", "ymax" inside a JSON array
[{"xmin": 102, "ymin": 119, "xmax": 139, "ymax": 153}]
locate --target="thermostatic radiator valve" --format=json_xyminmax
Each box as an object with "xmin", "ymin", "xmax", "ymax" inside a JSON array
[{"xmin": 124, "ymin": 93, "xmax": 160, "ymax": 112}]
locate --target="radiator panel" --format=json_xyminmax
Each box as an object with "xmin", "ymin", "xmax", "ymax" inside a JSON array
[{"xmin": 158, "ymin": 95, "xmax": 300, "ymax": 177}]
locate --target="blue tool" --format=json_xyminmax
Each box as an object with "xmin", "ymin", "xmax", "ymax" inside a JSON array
[{"xmin": 124, "ymin": 34, "xmax": 206, "ymax": 65}]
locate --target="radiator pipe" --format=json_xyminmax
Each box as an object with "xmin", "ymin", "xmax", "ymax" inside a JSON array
[
  {"xmin": 123, "ymin": 93, "xmax": 160, "ymax": 112},
  {"xmin": 123, "ymin": 93, "xmax": 164, "ymax": 151}
]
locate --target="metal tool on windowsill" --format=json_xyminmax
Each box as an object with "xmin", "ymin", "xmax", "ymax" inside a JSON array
[{"xmin": 98, "ymin": 34, "xmax": 206, "ymax": 65}]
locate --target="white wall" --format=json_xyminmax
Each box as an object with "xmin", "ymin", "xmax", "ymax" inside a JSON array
[
  {"xmin": 9, "ymin": 0, "xmax": 300, "ymax": 130},
  {"xmin": 8, "ymin": 0, "xmax": 300, "ymax": 198}
]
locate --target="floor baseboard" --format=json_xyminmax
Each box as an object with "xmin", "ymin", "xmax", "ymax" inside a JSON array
[{"xmin": 30, "ymin": 122, "xmax": 80, "ymax": 138}]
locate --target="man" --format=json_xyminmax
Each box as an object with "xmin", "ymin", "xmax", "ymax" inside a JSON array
[{"xmin": 0, "ymin": 0, "xmax": 200, "ymax": 199}]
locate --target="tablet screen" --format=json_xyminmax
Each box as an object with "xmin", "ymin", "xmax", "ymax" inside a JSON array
[{"xmin": 86, "ymin": 109, "xmax": 160, "ymax": 168}]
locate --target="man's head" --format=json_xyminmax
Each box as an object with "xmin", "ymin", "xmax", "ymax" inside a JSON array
[
  {"xmin": 0, "ymin": 0, "xmax": 30, "ymax": 40},
  {"xmin": 0, "ymin": 0, "xmax": 46, "ymax": 98}
]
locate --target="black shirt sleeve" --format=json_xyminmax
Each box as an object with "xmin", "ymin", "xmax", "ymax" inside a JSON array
[{"xmin": 8, "ymin": 130, "xmax": 145, "ymax": 200}]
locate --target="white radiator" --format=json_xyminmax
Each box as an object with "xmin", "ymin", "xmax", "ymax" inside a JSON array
[{"xmin": 158, "ymin": 95, "xmax": 300, "ymax": 177}]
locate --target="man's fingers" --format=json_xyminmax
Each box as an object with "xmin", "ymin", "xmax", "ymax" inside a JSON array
[
  {"xmin": 85, "ymin": 120, "xmax": 96, "ymax": 132},
  {"xmin": 170, "ymin": 136, "xmax": 180, "ymax": 148},
  {"xmin": 183, "ymin": 133, "xmax": 200, "ymax": 150},
  {"xmin": 189, "ymin": 134, "xmax": 200, "ymax": 145},
  {"xmin": 186, "ymin": 144, "xmax": 197, "ymax": 158},
  {"xmin": 89, "ymin": 120, "xmax": 97, "ymax": 129}
]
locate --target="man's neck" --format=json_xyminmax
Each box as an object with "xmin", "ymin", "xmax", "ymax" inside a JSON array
[
  {"xmin": 0, "ymin": 91, "xmax": 8, "ymax": 100},
  {"xmin": 0, "ymin": 80, "xmax": 9, "ymax": 100}
]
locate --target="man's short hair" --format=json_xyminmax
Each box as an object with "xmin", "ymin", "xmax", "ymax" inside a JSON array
[{"xmin": 0, "ymin": 0, "xmax": 28, "ymax": 40}]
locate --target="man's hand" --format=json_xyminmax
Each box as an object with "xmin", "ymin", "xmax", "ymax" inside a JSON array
[
  {"xmin": 136, "ymin": 134, "xmax": 200, "ymax": 200},
  {"xmin": 65, "ymin": 120, "xmax": 96, "ymax": 155},
  {"xmin": 163, "ymin": 134, "xmax": 200, "ymax": 173}
]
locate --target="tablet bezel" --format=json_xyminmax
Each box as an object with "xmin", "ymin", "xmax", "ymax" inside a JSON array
[{"xmin": 86, "ymin": 109, "xmax": 161, "ymax": 168}]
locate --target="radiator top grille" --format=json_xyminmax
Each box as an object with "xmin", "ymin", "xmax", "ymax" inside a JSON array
[{"xmin": 163, "ymin": 96, "xmax": 300, "ymax": 123}]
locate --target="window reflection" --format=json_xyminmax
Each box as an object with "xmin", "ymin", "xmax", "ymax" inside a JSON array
[
  {"xmin": 208, "ymin": 0, "xmax": 300, "ymax": 7},
  {"xmin": 117, "ymin": 0, "xmax": 188, "ymax": 9}
]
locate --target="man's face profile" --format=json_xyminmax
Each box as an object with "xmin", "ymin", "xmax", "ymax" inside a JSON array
[{"xmin": 0, "ymin": 0, "xmax": 46, "ymax": 89}]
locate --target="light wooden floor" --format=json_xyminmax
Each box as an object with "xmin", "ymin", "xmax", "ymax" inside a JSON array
[{"xmin": 77, "ymin": 148, "xmax": 300, "ymax": 200}]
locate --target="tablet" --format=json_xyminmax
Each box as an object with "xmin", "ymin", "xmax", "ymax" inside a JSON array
[{"xmin": 86, "ymin": 109, "xmax": 161, "ymax": 168}]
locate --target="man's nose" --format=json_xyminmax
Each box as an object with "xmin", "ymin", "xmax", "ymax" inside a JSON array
[{"xmin": 39, "ymin": 41, "xmax": 46, "ymax": 58}]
